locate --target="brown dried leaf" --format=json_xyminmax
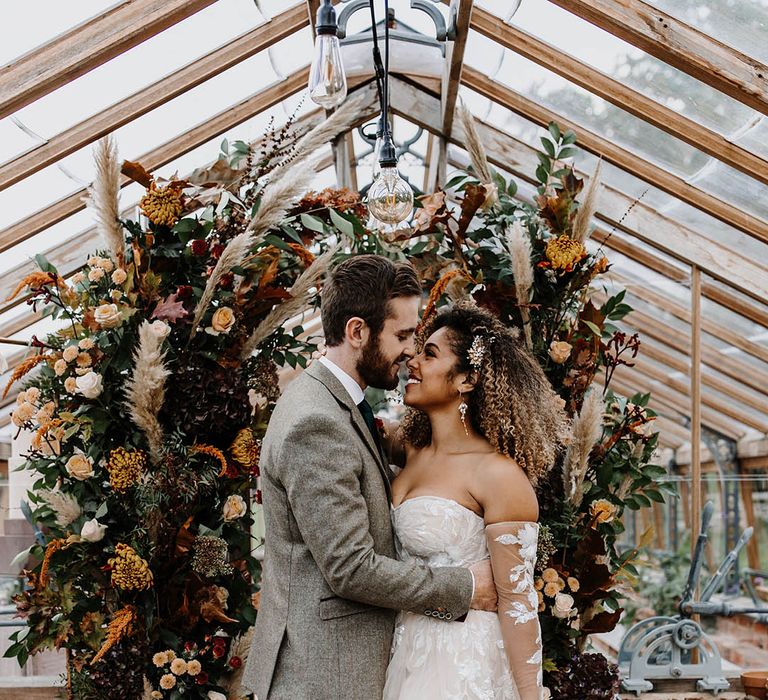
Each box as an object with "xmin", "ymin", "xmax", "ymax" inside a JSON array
[{"xmin": 121, "ymin": 160, "xmax": 153, "ymax": 188}]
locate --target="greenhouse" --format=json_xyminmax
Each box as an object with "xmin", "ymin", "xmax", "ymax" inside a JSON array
[{"xmin": 0, "ymin": 0, "xmax": 766, "ymax": 698}]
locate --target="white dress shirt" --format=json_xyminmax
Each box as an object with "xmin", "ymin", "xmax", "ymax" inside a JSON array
[{"xmin": 319, "ymin": 356, "xmax": 365, "ymax": 405}]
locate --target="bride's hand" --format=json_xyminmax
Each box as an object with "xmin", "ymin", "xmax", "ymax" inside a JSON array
[{"xmin": 469, "ymin": 559, "xmax": 498, "ymax": 612}]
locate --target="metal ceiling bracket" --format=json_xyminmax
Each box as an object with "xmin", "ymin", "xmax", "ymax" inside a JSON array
[{"xmin": 337, "ymin": 0, "xmax": 455, "ymax": 42}]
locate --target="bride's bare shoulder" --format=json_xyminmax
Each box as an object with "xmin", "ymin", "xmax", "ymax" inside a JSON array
[{"xmin": 475, "ymin": 453, "xmax": 539, "ymax": 524}]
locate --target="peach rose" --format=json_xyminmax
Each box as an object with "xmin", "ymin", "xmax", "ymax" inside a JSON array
[
  {"xmin": 548, "ymin": 340, "xmax": 572, "ymax": 364},
  {"xmin": 590, "ymin": 498, "xmax": 618, "ymax": 524},
  {"xmin": 62, "ymin": 346, "xmax": 79, "ymax": 363},
  {"xmin": 208, "ymin": 307, "xmax": 235, "ymax": 335},
  {"xmin": 65, "ymin": 452, "xmax": 94, "ymax": 480},
  {"xmin": 111, "ymin": 268, "xmax": 127, "ymax": 285},
  {"xmin": 223, "ymin": 494, "xmax": 247, "ymax": 521},
  {"xmin": 94, "ymin": 303, "xmax": 121, "ymax": 329}
]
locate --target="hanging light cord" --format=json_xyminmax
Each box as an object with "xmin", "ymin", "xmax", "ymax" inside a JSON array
[{"xmin": 368, "ymin": 0, "xmax": 392, "ymax": 143}]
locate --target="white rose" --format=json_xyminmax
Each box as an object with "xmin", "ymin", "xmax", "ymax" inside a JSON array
[
  {"xmin": 208, "ymin": 692, "xmax": 227, "ymax": 700},
  {"xmin": 223, "ymin": 494, "xmax": 247, "ymax": 522},
  {"xmin": 548, "ymin": 340, "xmax": 572, "ymax": 364},
  {"xmin": 553, "ymin": 592, "xmax": 575, "ymax": 619},
  {"xmin": 80, "ymin": 518, "xmax": 107, "ymax": 542},
  {"xmin": 94, "ymin": 303, "xmax": 121, "ymax": 329},
  {"xmin": 148, "ymin": 320, "xmax": 171, "ymax": 340},
  {"xmin": 76, "ymin": 372, "xmax": 103, "ymax": 399},
  {"xmin": 65, "ymin": 452, "xmax": 94, "ymax": 480}
]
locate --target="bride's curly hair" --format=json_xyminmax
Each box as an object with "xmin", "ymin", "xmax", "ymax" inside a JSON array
[{"xmin": 399, "ymin": 301, "xmax": 570, "ymax": 486}]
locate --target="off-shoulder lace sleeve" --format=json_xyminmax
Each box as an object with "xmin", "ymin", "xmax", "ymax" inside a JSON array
[{"xmin": 485, "ymin": 521, "xmax": 544, "ymax": 700}]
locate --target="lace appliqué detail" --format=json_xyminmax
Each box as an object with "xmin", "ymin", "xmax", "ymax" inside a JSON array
[
  {"xmin": 494, "ymin": 523, "xmax": 544, "ymax": 690},
  {"xmin": 494, "ymin": 523, "xmax": 539, "ymax": 626}
]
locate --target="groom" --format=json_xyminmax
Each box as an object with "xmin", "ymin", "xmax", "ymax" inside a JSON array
[{"xmin": 242, "ymin": 254, "xmax": 497, "ymax": 699}]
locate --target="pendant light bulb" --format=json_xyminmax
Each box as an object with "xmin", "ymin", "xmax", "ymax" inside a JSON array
[
  {"xmin": 308, "ymin": 0, "xmax": 347, "ymax": 109},
  {"xmin": 367, "ymin": 137, "xmax": 413, "ymax": 224}
]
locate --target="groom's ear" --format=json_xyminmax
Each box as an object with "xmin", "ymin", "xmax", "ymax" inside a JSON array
[{"xmin": 344, "ymin": 316, "xmax": 369, "ymax": 349}]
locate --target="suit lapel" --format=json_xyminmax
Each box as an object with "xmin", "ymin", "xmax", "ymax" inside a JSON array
[{"xmin": 305, "ymin": 362, "xmax": 392, "ymax": 501}]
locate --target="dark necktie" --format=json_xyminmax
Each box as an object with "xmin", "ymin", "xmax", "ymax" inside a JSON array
[{"xmin": 357, "ymin": 399, "xmax": 382, "ymax": 452}]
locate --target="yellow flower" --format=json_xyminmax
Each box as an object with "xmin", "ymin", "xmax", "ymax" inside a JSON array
[
  {"xmin": 230, "ymin": 428, "xmax": 261, "ymax": 470},
  {"xmin": 107, "ymin": 448, "xmax": 146, "ymax": 491},
  {"xmin": 165, "ymin": 650, "xmax": 176, "ymax": 661},
  {"xmin": 567, "ymin": 576, "xmax": 580, "ymax": 592},
  {"xmin": 542, "ymin": 567, "xmax": 559, "ymax": 583},
  {"xmin": 170, "ymin": 658, "xmax": 187, "ymax": 675},
  {"xmin": 544, "ymin": 582, "xmax": 560, "ymax": 598},
  {"xmin": 590, "ymin": 498, "xmax": 618, "ymax": 525},
  {"xmin": 159, "ymin": 673, "xmax": 176, "ymax": 690},
  {"xmin": 109, "ymin": 543, "xmax": 153, "ymax": 591},
  {"xmin": 152, "ymin": 652, "xmax": 168, "ymax": 667},
  {"xmin": 76, "ymin": 352, "xmax": 92, "ymax": 367},
  {"xmin": 187, "ymin": 659, "xmax": 202, "ymax": 676},
  {"xmin": 545, "ymin": 235, "xmax": 587, "ymax": 271},
  {"xmin": 140, "ymin": 183, "xmax": 184, "ymax": 228}
]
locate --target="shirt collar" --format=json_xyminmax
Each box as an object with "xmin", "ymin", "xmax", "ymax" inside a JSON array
[{"xmin": 318, "ymin": 356, "xmax": 366, "ymax": 405}]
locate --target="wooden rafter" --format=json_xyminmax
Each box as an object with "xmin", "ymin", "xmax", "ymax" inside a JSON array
[
  {"xmin": 619, "ymin": 349, "xmax": 768, "ymax": 433},
  {"xmin": 0, "ymin": 4, "xmax": 309, "ymax": 191},
  {"xmin": 638, "ymin": 336, "xmax": 768, "ymax": 417},
  {"xmin": 0, "ymin": 68, "xmax": 311, "ymax": 255},
  {"xmin": 607, "ymin": 272, "xmax": 768, "ymax": 364},
  {"xmin": 470, "ymin": 6, "xmax": 768, "ymax": 186},
  {"xmin": 0, "ymin": 0, "xmax": 218, "ymax": 120},
  {"xmin": 591, "ymin": 229, "xmax": 768, "ymax": 329},
  {"xmin": 546, "ymin": 0, "xmax": 768, "ymax": 117},
  {"xmin": 461, "ymin": 65, "xmax": 768, "ymax": 247},
  {"xmin": 441, "ymin": 0, "xmax": 474, "ymax": 135},
  {"xmin": 0, "ymin": 83, "xmax": 382, "ymax": 335},
  {"xmin": 610, "ymin": 372, "xmax": 747, "ymax": 440}
]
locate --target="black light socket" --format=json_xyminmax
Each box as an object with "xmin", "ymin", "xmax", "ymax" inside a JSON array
[
  {"xmin": 316, "ymin": 0, "xmax": 338, "ymax": 36},
  {"xmin": 377, "ymin": 136, "xmax": 397, "ymax": 167}
]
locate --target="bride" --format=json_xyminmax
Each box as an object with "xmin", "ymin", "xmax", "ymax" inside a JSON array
[{"xmin": 383, "ymin": 302, "xmax": 569, "ymax": 700}]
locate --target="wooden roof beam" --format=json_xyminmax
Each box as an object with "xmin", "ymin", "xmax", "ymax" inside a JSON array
[
  {"xmin": 441, "ymin": 0, "xmax": 474, "ymax": 135},
  {"xmin": 0, "ymin": 0, "xmax": 219, "ymax": 120},
  {"xmin": 0, "ymin": 68, "xmax": 312, "ymax": 254},
  {"xmin": 606, "ymin": 271, "xmax": 768, "ymax": 365},
  {"xmin": 470, "ymin": 6, "xmax": 768, "ymax": 187},
  {"xmin": 0, "ymin": 4, "xmax": 309, "ymax": 191},
  {"xmin": 545, "ymin": 0, "xmax": 768, "ymax": 117},
  {"xmin": 461, "ymin": 65, "xmax": 768, "ymax": 247}
]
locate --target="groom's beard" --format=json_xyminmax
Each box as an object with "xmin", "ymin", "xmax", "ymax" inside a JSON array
[{"xmin": 357, "ymin": 335, "xmax": 402, "ymax": 391}]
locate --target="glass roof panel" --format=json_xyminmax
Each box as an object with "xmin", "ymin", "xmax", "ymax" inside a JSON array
[
  {"xmin": 0, "ymin": 0, "xmax": 121, "ymax": 66},
  {"xmin": 646, "ymin": 0, "xmax": 768, "ymax": 64},
  {"xmin": 11, "ymin": 0, "xmax": 267, "ymax": 135},
  {"xmin": 457, "ymin": 85, "xmax": 768, "ymax": 265},
  {"xmin": 477, "ymin": 1, "xmax": 761, "ymax": 138},
  {"xmin": 0, "ymin": 118, "xmax": 43, "ymax": 165}
]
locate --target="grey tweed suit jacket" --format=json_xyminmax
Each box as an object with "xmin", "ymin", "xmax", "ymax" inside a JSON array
[{"xmin": 241, "ymin": 361, "xmax": 474, "ymax": 700}]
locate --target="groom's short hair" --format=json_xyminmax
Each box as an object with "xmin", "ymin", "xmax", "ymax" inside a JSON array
[{"xmin": 321, "ymin": 254, "xmax": 421, "ymax": 347}]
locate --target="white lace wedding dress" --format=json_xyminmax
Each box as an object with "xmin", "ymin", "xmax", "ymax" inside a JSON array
[{"xmin": 383, "ymin": 495, "xmax": 542, "ymax": 700}]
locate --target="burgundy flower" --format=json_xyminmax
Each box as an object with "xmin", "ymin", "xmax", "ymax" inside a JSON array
[
  {"xmin": 191, "ymin": 239, "xmax": 208, "ymax": 256},
  {"xmin": 228, "ymin": 656, "xmax": 242, "ymax": 669},
  {"xmin": 254, "ymin": 489, "xmax": 262, "ymax": 504},
  {"xmin": 195, "ymin": 672, "xmax": 209, "ymax": 685},
  {"xmin": 218, "ymin": 273, "xmax": 234, "ymax": 290},
  {"xmin": 177, "ymin": 285, "xmax": 193, "ymax": 300},
  {"xmin": 210, "ymin": 243, "xmax": 225, "ymax": 259},
  {"xmin": 212, "ymin": 645, "xmax": 225, "ymax": 659}
]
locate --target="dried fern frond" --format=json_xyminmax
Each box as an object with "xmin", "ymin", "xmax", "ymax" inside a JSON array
[
  {"xmin": 505, "ymin": 221, "xmax": 534, "ymax": 349},
  {"xmin": 457, "ymin": 101, "xmax": 498, "ymax": 208},
  {"xmin": 563, "ymin": 388, "xmax": 604, "ymax": 507},
  {"xmin": 85, "ymin": 135, "xmax": 125, "ymax": 265},
  {"xmin": 124, "ymin": 322, "xmax": 170, "ymax": 462},
  {"xmin": 91, "ymin": 605, "xmax": 137, "ymax": 666},
  {"xmin": 572, "ymin": 158, "xmax": 602, "ymax": 243},
  {"xmin": 240, "ymin": 243, "xmax": 338, "ymax": 360},
  {"xmin": 3, "ymin": 354, "xmax": 48, "ymax": 399}
]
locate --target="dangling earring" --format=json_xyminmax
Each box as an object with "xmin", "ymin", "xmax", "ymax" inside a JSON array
[{"xmin": 458, "ymin": 392, "xmax": 469, "ymax": 436}]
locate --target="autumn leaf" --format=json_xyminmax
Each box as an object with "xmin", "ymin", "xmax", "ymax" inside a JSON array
[
  {"xmin": 455, "ymin": 183, "xmax": 487, "ymax": 240},
  {"xmin": 152, "ymin": 293, "xmax": 189, "ymax": 323},
  {"xmin": 121, "ymin": 160, "xmax": 153, "ymax": 188}
]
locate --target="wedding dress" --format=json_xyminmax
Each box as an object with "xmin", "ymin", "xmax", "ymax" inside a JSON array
[{"xmin": 383, "ymin": 496, "xmax": 543, "ymax": 700}]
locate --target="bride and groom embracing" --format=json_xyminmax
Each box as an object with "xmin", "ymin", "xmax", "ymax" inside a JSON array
[{"xmin": 242, "ymin": 254, "xmax": 568, "ymax": 700}]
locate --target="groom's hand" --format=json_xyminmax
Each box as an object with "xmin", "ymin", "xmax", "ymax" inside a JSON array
[{"xmin": 469, "ymin": 560, "xmax": 498, "ymax": 612}]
